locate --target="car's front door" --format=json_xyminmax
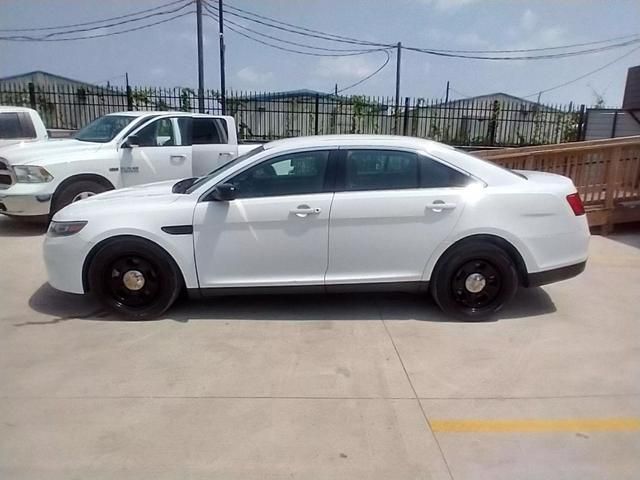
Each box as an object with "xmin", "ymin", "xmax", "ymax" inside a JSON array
[
  {"xmin": 193, "ymin": 149, "xmax": 335, "ymax": 289},
  {"xmin": 120, "ymin": 116, "xmax": 192, "ymax": 187},
  {"xmin": 326, "ymin": 148, "xmax": 473, "ymax": 286}
]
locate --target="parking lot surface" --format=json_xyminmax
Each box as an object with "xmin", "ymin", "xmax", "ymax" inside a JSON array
[{"xmin": 1, "ymin": 216, "xmax": 639, "ymax": 480}]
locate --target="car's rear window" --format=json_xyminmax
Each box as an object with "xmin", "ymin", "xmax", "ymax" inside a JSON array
[{"xmin": 0, "ymin": 112, "xmax": 37, "ymax": 139}]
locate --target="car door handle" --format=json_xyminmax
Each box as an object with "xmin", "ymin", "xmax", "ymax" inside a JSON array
[
  {"xmin": 290, "ymin": 206, "xmax": 322, "ymax": 217},
  {"xmin": 170, "ymin": 155, "xmax": 187, "ymax": 163},
  {"xmin": 219, "ymin": 152, "xmax": 234, "ymax": 157},
  {"xmin": 427, "ymin": 201, "xmax": 457, "ymax": 212}
]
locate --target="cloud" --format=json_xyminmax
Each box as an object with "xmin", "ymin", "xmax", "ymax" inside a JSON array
[
  {"xmin": 315, "ymin": 56, "xmax": 381, "ymax": 80},
  {"xmin": 150, "ymin": 67, "xmax": 166, "ymax": 77},
  {"xmin": 520, "ymin": 9, "xmax": 538, "ymax": 32},
  {"xmin": 455, "ymin": 32, "xmax": 492, "ymax": 49},
  {"xmin": 235, "ymin": 66, "xmax": 275, "ymax": 86},
  {"xmin": 421, "ymin": 0, "xmax": 480, "ymax": 11},
  {"xmin": 177, "ymin": 31, "xmax": 211, "ymax": 46}
]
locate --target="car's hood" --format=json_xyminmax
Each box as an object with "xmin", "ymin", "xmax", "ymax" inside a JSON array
[
  {"xmin": 53, "ymin": 180, "xmax": 186, "ymax": 221},
  {"xmin": 0, "ymin": 139, "xmax": 104, "ymax": 165},
  {"xmin": 91, "ymin": 180, "xmax": 179, "ymax": 201}
]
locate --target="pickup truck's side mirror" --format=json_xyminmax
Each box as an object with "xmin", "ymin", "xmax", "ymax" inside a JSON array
[
  {"xmin": 209, "ymin": 183, "xmax": 238, "ymax": 201},
  {"xmin": 121, "ymin": 134, "xmax": 140, "ymax": 149}
]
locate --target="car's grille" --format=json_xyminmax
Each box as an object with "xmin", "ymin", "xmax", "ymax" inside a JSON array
[{"xmin": 0, "ymin": 159, "xmax": 14, "ymax": 189}]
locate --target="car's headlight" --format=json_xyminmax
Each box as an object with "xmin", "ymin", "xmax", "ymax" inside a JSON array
[
  {"xmin": 13, "ymin": 165, "xmax": 54, "ymax": 183},
  {"xmin": 47, "ymin": 221, "xmax": 87, "ymax": 237}
]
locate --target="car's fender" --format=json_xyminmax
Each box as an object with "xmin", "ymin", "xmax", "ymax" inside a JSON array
[{"xmin": 422, "ymin": 226, "xmax": 537, "ymax": 282}]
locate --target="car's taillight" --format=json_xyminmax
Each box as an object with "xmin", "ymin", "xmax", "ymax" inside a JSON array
[{"xmin": 566, "ymin": 193, "xmax": 585, "ymax": 216}]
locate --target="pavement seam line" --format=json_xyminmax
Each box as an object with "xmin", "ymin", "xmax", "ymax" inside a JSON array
[
  {"xmin": 430, "ymin": 418, "xmax": 640, "ymax": 433},
  {"xmin": 378, "ymin": 307, "xmax": 455, "ymax": 480}
]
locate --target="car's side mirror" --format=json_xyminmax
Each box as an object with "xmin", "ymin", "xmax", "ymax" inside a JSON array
[
  {"xmin": 121, "ymin": 134, "xmax": 140, "ymax": 148},
  {"xmin": 209, "ymin": 183, "xmax": 238, "ymax": 201}
]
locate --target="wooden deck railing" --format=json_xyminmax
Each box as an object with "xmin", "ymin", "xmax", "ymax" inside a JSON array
[{"xmin": 472, "ymin": 136, "xmax": 640, "ymax": 232}]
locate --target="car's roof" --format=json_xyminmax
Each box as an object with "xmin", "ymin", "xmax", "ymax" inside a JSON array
[
  {"xmin": 0, "ymin": 106, "xmax": 38, "ymax": 113},
  {"xmin": 105, "ymin": 111, "xmax": 231, "ymax": 119},
  {"xmin": 264, "ymin": 134, "xmax": 453, "ymax": 152}
]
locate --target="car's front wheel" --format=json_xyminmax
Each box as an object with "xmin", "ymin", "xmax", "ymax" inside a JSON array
[
  {"xmin": 431, "ymin": 241, "xmax": 518, "ymax": 321},
  {"xmin": 51, "ymin": 180, "xmax": 109, "ymax": 216},
  {"xmin": 88, "ymin": 237, "xmax": 182, "ymax": 320}
]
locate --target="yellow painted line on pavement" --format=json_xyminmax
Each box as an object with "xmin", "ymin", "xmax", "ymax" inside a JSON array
[{"xmin": 431, "ymin": 418, "xmax": 640, "ymax": 433}]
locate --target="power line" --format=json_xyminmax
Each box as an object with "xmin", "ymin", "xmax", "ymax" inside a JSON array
[
  {"xmin": 409, "ymin": 32, "xmax": 640, "ymax": 55},
  {"xmin": 0, "ymin": 0, "xmax": 188, "ymax": 32},
  {"xmin": 1, "ymin": 1, "xmax": 193, "ymax": 41},
  {"xmin": 205, "ymin": 3, "xmax": 380, "ymax": 53},
  {"xmin": 203, "ymin": 13, "xmax": 388, "ymax": 57},
  {"xmin": 0, "ymin": 11, "xmax": 194, "ymax": 42},
  {"xmin": 220, "ymin": 2, "xmax": 386, "ymax": 47},
  {"xmin": 210, "ymin": 4, "xmax": 390, "ymax": 48},
  {"xmin": 404, "ymin": 37, "xmax": 640, "ymax": 60},
  {"xmin": 522, "ymin": 45, "xmax": 640, "ymax": 98},
  {"xmin": 449, "ymin": 87, "xmax": 472, "ymax": 99},
  {"xmin": 212, "ymin": 3, "xmax": 640, "ymax": 60},
  {"xmin": 335, "ymin": 50, "xmax": 392, "ymax": 94},
  {"xmin": 203, "ymin": 3, "xmax": 380, "ymax": 53}
]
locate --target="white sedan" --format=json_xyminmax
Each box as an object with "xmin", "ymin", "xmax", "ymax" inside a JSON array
[{"xmin": 43, "ymin": 135, "xmax": 589, "ymax": 320}]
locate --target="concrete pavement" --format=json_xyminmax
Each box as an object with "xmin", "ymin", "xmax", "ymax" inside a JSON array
[{"xmin": 1, "ymin": 216, "xmax": 639, "ymax": 479}]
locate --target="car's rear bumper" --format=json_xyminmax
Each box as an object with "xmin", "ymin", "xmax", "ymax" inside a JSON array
[{"xmin": 526, "ymin": 260, "xmax": 586, "ymax": 287}]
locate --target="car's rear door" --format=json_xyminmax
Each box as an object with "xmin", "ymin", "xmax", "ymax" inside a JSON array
[
  {"xmin": 191, "ymin": 117, "xmax": 239, "ymax": 176},
  {"xmin": 193, "ymin": 148, "xmax": 336, "ymax": 289},
  {"xmin": 325, "ymin": 148, "xmax": 472, "ymax": 286}
]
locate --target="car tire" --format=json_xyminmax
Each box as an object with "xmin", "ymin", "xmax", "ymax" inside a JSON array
[
  {"xmin": 88, "ymin": 237, "xmax": 182, "ymax": 320},
  {"xmin": 431, "ymin": 241, "xmax": 519, "ymax": 321},
  {"xmin": 51, "ymin": 180, "xmax": 108, "ymax": 216}
]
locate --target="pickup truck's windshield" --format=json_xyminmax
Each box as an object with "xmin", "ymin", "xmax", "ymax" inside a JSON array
[
  {"xmin": 75, "ymin": 115, "xmax": 136, "ymax": 143},
  {"xmin": 185, "ymin": 145, "xmax": 264, "ymax": 194}
]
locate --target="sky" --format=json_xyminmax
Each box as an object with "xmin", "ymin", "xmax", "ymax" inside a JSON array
[{"xmin": 1, "ymin": 0, "xmax": 639, "ymax": 107}]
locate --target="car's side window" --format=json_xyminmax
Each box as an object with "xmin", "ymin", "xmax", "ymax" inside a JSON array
[
  {"xmin": 228, "ymin": 150, "xmax": 330, "ymax": 198},
  {"xmin": 344, "ymin": 149, "xmax": 419, "ymax": 191},
  {"xmin": 135, "ymin": 118, "xmax": 181, "ymax": 147},
  {"xmin": 420, "ymin": 156, "xmax": 474, "ymax": 188},
  {"xmin": 192, "ymin": 118, "xmax": 228, "ymax": 145}
]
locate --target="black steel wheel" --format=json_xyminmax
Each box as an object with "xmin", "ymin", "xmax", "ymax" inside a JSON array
[
  {"xmin": 431, "ymin": 241, "xmax": 518, "ymax": 321},
  {"xmin": 88, "ymin": 237, "xmax": 182, "ymax": 320}
]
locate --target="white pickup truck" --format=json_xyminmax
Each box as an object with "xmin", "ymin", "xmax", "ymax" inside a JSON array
[
  {"xmin": 0, "ymin": 111, "xmax": 256, "ymax": 218},
  {"xmin": 0, "ymin": 106, "xmax": 49, "ymax": 148}
]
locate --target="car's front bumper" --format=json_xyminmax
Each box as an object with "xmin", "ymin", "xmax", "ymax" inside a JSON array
[
  {"xmin": 43, "ymin": 232, "xmax": 91, "ymax": 294},
  {"xmin": 0, "ymin": 184, "xmax": 54, "ymax": 216}
]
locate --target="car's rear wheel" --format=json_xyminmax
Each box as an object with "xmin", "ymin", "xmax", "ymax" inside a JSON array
[
  {"xmin": 431, "ymin": 241, "xmax": 518, "ymax": 321},
  {"xmin": 88, "ymin": 238, "xmax": 182, "ymax": 320}
]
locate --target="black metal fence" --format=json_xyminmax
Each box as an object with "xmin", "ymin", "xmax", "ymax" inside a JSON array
[{"xmin": 0, "ymin": 82, "xmax": 587, "ymax": 147}]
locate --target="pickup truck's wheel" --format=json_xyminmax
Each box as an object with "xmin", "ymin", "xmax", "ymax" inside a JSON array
[
  {"xmin": 88, "ymin": 238, "xmax": 182, "ymax": 320},
  {"xmin": 52, "ymin": 180, "xmax": 108, "ymax": 215},
  {"xmin": 431, "ymin": 242, "xmax": 518, "ymax": 321}
]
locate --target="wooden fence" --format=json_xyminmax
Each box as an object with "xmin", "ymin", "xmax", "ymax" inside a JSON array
[{"xmin": 473, "ymin": 136, "xmax": 640, "ymax": 233}]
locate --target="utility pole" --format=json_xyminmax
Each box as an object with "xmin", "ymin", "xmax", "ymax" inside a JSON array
[
  {"xmin": 394, "ymin": 42, "xmax": 402, "ymax": 132},
  {"xmin": 196, "ymin": 0, "xmax": 205, "ymax": 113},
  {"xmin": 218, "ymin": 0, "xmax": 226, "ymax": 114},
  {"xmin": 445, "ymin": 81, "xmax": 450, "ymax": 103},
  {"xmin": 125, "ymin": 72, "xmax": 133, "ymax": 111}
]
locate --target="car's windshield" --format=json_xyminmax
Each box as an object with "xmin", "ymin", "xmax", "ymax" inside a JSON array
[
  {"xmin": 75, "ymin": 115, "xmax": 136, "ymax": 143},
  {"xmin": 185, "ymin": 145, "xmax": 265, "ymax": 193}
]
